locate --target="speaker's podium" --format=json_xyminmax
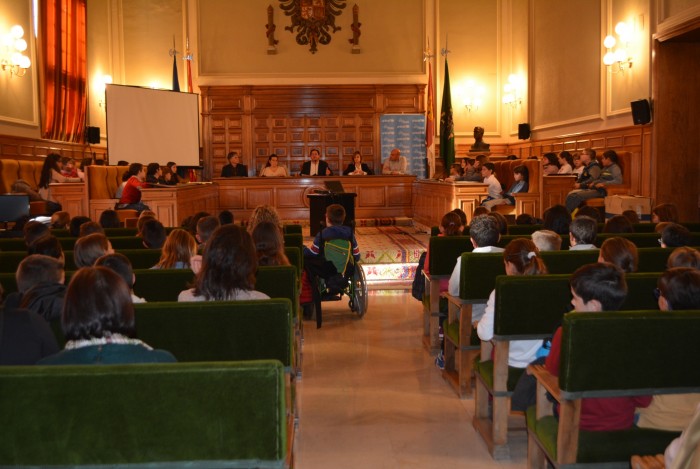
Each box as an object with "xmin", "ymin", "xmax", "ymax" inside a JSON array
[{"xmin": 307, "ymin": 181, "xmax": 356, "ymax": 237}]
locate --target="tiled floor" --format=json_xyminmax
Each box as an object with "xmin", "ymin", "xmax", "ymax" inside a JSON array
[{"xmin": 295, "ymin": 290, "xmax": 528, "ymax": 468}]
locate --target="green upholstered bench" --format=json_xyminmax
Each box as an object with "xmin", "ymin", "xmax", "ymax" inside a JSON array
[
  {"xmin": 283, "ymin": 233, "xmax": 303, "ymax": 253},
  {"xmin": 472, "ymin": 272, "xmax": 662, "ymax": 459},
  {"xmin": 0, "ymin": 360, "xmax": 290, "ymax": 468},
  {"xmin": 132, "ymin": 298, "xmax": 298, "ymax": 424},
  {"xmin": 596, "ymin": 232, "xmax": 700, "ymax": 248},
  {"xmin": 527, "ymin": 310, "xmax": 700, "ymax": 468},
  {"xmin": 283, "ymin": 224, "xmax": 303, "ymax": 234},
  {"xmin": 422, "ymin": 236, "xmax": 473, "ymax": 351},
  {"xmin": 134, "ymin": 299, "xmax": 293, "ymax": 371}
]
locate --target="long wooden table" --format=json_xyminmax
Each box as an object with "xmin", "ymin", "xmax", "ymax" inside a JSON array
[{"xmin": 215, "ymin": 175, "xmax": 415, "ymax": 222}]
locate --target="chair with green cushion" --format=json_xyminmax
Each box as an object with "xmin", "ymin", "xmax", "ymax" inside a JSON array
[
  {"xmin": 104, "ymin": 227, "xmax": 139, "ymax": 237},
  {"xmin": 283, "ymin": 233, "xmax": 303, "ymax": 253},
  {"xmin": 283, "ymin": 224, "xmax": 303, "ymax": 235},
  {"xmin": 134, "ymin": 300, "xmax": 293, "ymax": 369},
  {"xmin": 0, "ymin": 238, "xmax": 26, "ymax": 252},
  {"xmin": 284, "ymin": 246, "xmax": 303, "ymax": 277},
  {"xmin": 443, "ymin": 252, "xmax": 505, "ymax": 398},
  {"xmin": 539, "ymin": 250, "xmax": 599, "ymax": 274},
  {"xmin": 474, "ymin": 274, "xmax": 576, "ymax": 459},
  {"xmin": 596, "ymin": 232, "xmax": 700, "ymax": 248},
  {"xmin": 0, "ymin": 251, "xmax": 26, "ymax": 273},
  {"xmin": 423, "ymin": 236, "xmax": 472, "ymax": 351},
  {"xmin": 0, "ymin": 361, "xmax": 290, "ymax": 468},
  {"xmin": 506, "ymin": 224, "xmax": 542, "ymax": 235},
  {"xmin": 105, "ymin": 236, "xmax": 150, "ymax": 249},
  {"xmin": 527, "ymin": 311, "xmax": 700, "ymax": 467}
]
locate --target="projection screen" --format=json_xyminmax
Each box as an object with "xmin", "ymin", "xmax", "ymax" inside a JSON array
[{"xmin": 105, "ymin": 84, "xmax": 200, "ymax": 167}]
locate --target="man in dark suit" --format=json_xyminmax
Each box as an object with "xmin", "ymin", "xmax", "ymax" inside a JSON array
[
  {"xmin": 300, "ymin": 148, "xmax": 332, "ymax": 176},
  {"xmin": 220, "ymin": 151, "xmax": 248, "ymax": 177}
]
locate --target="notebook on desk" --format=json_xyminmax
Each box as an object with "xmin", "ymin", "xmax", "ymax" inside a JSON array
[{"xmin": 324, "ymin": 180, "xmax": 345, "ymax": 194}]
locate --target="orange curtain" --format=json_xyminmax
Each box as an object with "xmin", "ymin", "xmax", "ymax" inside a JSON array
[{"xmin": 40, "ymin": 0, "xmax": 87, "ymax": 143}]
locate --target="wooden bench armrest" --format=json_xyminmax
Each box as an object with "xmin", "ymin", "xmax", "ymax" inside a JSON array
[
  {"xmin": 529, "ymin": 364, "xmax": 561, "ymax": 403},
  {"xmin": 630, "ymin": 454, "xmax": 665, "ymax": 469}
]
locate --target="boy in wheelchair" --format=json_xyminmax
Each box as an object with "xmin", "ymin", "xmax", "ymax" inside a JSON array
[{"xmin": 302, "ymin": 204, "xmax": 361, "ymax": 323}]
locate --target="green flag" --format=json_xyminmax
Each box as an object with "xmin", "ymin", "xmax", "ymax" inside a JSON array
[{"xmin": 439, "ymin": 59, "xmax": 455, "ymax": 173}]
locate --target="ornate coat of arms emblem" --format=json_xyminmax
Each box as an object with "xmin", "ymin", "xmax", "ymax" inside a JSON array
[{"xmin": 279, "ymin": 0, "xmax": 347, "ymax": 54}]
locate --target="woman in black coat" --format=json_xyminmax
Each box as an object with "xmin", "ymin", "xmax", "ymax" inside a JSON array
[{"xmin": 343, "ymin": 151, "xmax": 373, "ymax": 176}]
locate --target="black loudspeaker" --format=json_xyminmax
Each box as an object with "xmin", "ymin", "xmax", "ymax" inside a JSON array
[
  {"xmin": 86, "ymin": 126, "xmax": 100, "ymax": 144},
  {"xmin": 518, "ymin": 123, "xmax": 531, "ymax": 140},
  {"xmin": 630, "ymin": 99, "xmax": 651, "ymax": 125}
]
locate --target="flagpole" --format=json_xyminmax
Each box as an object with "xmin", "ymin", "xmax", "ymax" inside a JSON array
[{"xmin": 424, "ymin": 36, "xmax": 435, "ymax": 179}]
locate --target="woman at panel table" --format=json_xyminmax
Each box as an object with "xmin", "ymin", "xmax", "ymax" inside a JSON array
[
  {"xmin": 220, "ymin": 151, "xmax": 248, "ymax": 177},
  {"xmin": 259, "ymin": 154, "xmax": 288, "ymax": 177},
  {"xmin": 343, "ymin": 151, "xmax": 374, "ymax": 176}
]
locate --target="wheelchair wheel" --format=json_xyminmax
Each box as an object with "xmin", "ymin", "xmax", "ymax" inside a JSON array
[{"xmin": 350, "ymin": 263, "xmax": 368, "ymax": 317}]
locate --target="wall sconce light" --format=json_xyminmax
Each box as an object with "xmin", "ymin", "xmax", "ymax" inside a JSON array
[
  {"xmin": 603, "ymin": 21, "xmax": 633, "ymax": 73},
  {"xmin": 1, "ymin": 25, "xmax": 31, "ymax": 77},
  {"xmin": 463, "ymin": 80, "xmax": 484, "ymax": 113},
  {"xmin": 502, "ymin": 73, "xmax": 524, "ymax": 108},
  {"xmin": 96, "ymin": 74, "xmax": 112, "ymax": 108}
]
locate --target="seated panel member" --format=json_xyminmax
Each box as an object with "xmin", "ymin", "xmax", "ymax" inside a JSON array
[
  {"xmin": 260, "ymin": 154, "xmax": 288, "ymax": 177},
  {"xmin": 300, "ymin": 148, "xmax": 332, "ymax": 176},
  {"xmin": 382, "ymin": 148, "xmax": 408, "ymax": 175},
  {"xmin": 343, "ymin": 151, "xmax": 373, "ymax": 176},
  {"xmin": 220, "ymin": 151, "xmax": 248, "ymax": 177}
]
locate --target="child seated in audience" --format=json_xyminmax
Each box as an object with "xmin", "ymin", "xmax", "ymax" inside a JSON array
[
  {"xmin": 472, "ymin": 206, "xmax": 489, "ymax": 218},
  {"xmin": 660, "ymin": 223, "xmax": 692, "ymax": 248},
  {"xmin": 152, "ymin": 229, "xmax": 197, "ymax": 270},
  {"xmin": 23, "ymin": 220, "xmax": 50, "ymax": 247},
  {"xmin": 479, "ymin": 163, "xmax": 503, "ymax": 206},
  {"xmin": 621, "ymin": 209, "xmax": 640, "ymax": 224},
  {"xmin": 487, "ymin": 212, "xmax": 508, "ymax": 236},
  {"xmin": 178, "ymin": 225, "xmax": 269, "ymax": 302},
  {"xmin": 447, "ymin": 215, "xmax": 504, "ymax": 321},
  {"xmin": 652, "ymin": 203, "xmax": 679, "ymax": 223},
  {"xmin": 39, "ymin": 267, "xmax": 176, "ymax": 365},
  {"xmin": 69, "ymin": 216, "xmax": 91, "ymax": 237},
  {"xmin": 141, "ymin": 219, "xmax": 166, "ymax": 249},
  {"xmin": 598, "ymin": 237, "xmax": 638, "ymax": 273},
  {"xmin": 249, "ymin": 204, "xmax": 283, "ymax": 233},
  {"xmin": 603, "ymin": 215, "xmax": 634, "ymax": 233},
  {"xmin": 117, "ymin": 163, "xmax": 150, "ymax": 213},
  {"xmin": 542, "ymin": 204, "xmax": 571, "ymax": 235},
  {"xmin": 74, "ymin": 233, "xmax": 114, "ymax": 268},
  {"xmin": 451, "ymin": 208, "xmax": 467, "ymax": 226},
  {"xmin": 27, "ymin": 235, "xmax": 64, "ymax": 262},
  {"xmin": 79, "ymin": 221, "xmax": 105, "ymax": 238},
  {"xmin": 10, "ymin": 255, "xmax": 66, "ymax": 322},
  {"xmin": 571, "ymin": 152, "xmax": 584, "ymax": 176},
  {"xmin": 569, "ymin": 215, "xmax": 598, "ymax": 250},
  {"xmin": 635, "ymin": 268, "xmax": 700, "ymax": 432},
  {"xmin": 96, "ymin": 253, "xmax": 145, "ymax": 303},
  {"xmin": 531, "ymin": 230, "xmax": 562, "ymax": 252},
  {"xmin": 574, "ymin": 204, "xmax": 603, "ymax": 223},
  {"xmin": 0, "ymin": 282, "xmax": 59, "ymax": 365},
  {"xmin": 545, "ymin": 263, "xmax": 651, "ymax": 431},
  {"xmin": 475, "ymin": 239, "xmax": 548, "ymax": 369},
  {"xmin": 302, "ymin": 205, "xmax": 360, "ymax": 299},
  {"xmin": 667, "ymin": 247, "xmax": 700, "ymax": 269},
  {"xmin": 483, "ymin": 165, "xmax": 529, "ymax": 211},
  {"xmin": 190, "ymin": 215, "xmax": 221, "ymax": 273},
  {"xmin": 99, "ymin": 209, "xmax": 122, "ymax": 229},
  {"xmin": 252, "ymin": 221, "xmax": 291, "ymax": 267},
  {"xmin": 218, "ymin": 210, "xmax": 234, "ymax": 225},
  {"xmin": 49, "ymin": 211, "xmax": 70, "ymax": 229},
  {"xmin": 515, "ymin": 213, "xmax": 537, "ymax": 225}
]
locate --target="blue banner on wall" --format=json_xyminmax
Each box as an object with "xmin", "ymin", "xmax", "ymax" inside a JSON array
[{"xmin": 380, "ymin": 114, "xmax": 427, "ymax": 178}]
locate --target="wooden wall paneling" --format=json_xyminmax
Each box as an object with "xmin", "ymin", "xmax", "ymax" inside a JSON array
[
  {"xmin": 652, "ymin": 39, "xmax": 700, "ymax": 222},
  {"xmin": 0, "ymin": 135, "xmax": 107, "ymax": 162},
  {"xmin": 201, "ymin": 85, "xmax": 425, "ymax": 182}
]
